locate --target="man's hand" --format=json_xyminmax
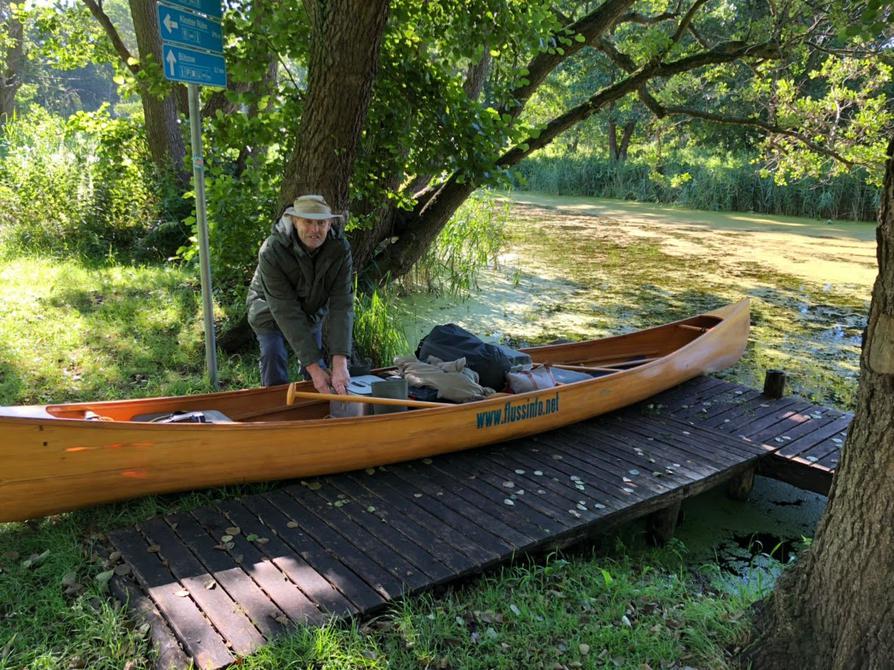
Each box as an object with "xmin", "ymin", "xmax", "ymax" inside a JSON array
[
  {"xmin": 330, "ymin": 355, "xmax": 350, "ymax": 395},
  {"xmin": 306, "ymin": 363, "xmax": 333, "ymax": 394}
]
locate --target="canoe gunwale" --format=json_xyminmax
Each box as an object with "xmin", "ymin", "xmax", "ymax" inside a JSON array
[{"xmin": 0, "ymin": 300, "xmax": 749, "ymax": 430}]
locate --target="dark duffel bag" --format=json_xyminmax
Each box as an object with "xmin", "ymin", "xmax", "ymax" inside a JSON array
[{"xmin": 416, "ymin": 323, "xmax": 531, "ymax": 390}]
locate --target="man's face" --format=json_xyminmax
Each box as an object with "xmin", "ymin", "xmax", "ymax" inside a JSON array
[{"xmin": 292, "ymin": 216, "xmax": 331, "ymax": 250}]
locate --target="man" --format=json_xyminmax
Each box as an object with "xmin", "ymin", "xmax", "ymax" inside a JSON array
[{"xmin": 246, "ymin": 194, "xmax": 353, "ymax": 394}]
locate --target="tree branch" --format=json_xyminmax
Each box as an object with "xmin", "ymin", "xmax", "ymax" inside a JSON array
[
  {"xmin": 498, "ymin": 40, "xmax": 782, "ymax": 168},
  {"xmin": 639, "ymin": 97, "xmax": 860, "ymax": 168},
  {"xmin": 669, "ymin": 0, "xmax": 709, "ymax": 46},
  {"xmin": 501, "ymin": 0, "xmax": 637, "ymax": 118},
  {"xmin": 593, "ymin": 37, "xmax": 636, "ymax": 72},
  {"xmin": 80, "ymin": 0, "xmax": 140, "ymax": 76},
  {"xmin": 615, "ymin": 10, "xmax": 678, "ymax": 26}
]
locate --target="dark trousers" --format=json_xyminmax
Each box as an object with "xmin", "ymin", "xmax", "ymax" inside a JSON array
[{"xmin": 257, "ymin": 323, "xmax": 323, "ymax": 387}]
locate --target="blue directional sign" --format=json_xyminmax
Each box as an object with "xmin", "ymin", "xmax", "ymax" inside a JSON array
[
  {"xmin": 159, "ymin": 0, "xmax": 222, "ymax": 20},
  {"xmin": 157, "ymin": 4, "xmax": 222, "ymax": 52},
  {"xmin": 162, "ymin": 44, "xmax": 227, "ymax": 88}
]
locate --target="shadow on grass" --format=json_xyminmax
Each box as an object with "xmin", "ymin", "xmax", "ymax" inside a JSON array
[{"xmin": 0, "ymin": 340, "xmax": 23, "ymax": 405}]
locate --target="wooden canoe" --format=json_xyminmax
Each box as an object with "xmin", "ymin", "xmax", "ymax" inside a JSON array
[{"xmin": 0, "ymin": 299, "xmax": 749, "ymax": 522}]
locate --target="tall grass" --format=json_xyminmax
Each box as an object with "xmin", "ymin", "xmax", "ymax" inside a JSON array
[
  {"xmin": 513, "ymin": 154, "xmax": 880, "ymax": 222},
  {"xmin": 353, "ymin": 283, "xmax": 410, "ymax": 366},
  {"xmin": 401, "ymin": 191, "xmax": 509, "ymax": 296},
  {"xmin": 352, "ymin": 191, "xmax": 510, "ymax": 365}
]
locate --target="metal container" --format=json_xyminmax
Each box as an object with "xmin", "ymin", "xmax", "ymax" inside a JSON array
[
  {"xmin": 370, "ymin": 378, "xmax": 409, "ymax": 415},
  {"xmin": 329, "ymin": 375, "xmax": 387, "ymax": 418}
]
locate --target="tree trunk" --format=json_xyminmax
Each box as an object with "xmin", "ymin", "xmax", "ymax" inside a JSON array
[
  {"xmin": 608, "ymin": 119, "xmax": 619, "ymax": 160},
  {"xmin": 278, "ymin": 0, "xmax": 390, "ymax": 215},
  {"xmin": 0, "ymin": 0, "xmax": 24, "ymax": 128},
  {"xmin": 128, "ymin": 0, "xmax": 187, "ymax": 180},
  {"xmin": 618, "ymin": 120, "xmax": 635, "ymax": 160},
  {"xmin": 741, "ymin": 136, "xmax": 894, "ymax": 669}
]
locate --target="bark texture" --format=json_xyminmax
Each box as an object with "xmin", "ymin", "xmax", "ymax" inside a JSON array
[
  {"xmin": 278, "ymin": 0, "xmax": 390, "ymax": 215},
  {"xmin": 0, "ymin": 0, "xmax": 24, "ymax": 127},
  {"xmin": 742, "ymin": 136, "xmax": 894, "ymax": 669},
  {"xmin": 128, "ymin": 0, "xmax": 187, "ymax": 179}
]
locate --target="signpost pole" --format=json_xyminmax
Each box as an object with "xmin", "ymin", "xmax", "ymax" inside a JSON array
[{"xmin": 187, "ymin": 82, "xmax": 218, "ymax": 388}]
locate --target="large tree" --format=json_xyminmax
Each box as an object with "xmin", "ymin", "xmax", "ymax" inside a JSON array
[
  {"xmin": 0, "ymin": 0, "xmax": 24, "ymax": 127},
  {"xmin": 741, "ymin": 135, "xmax": 894, "ymax": 670},
  {"xmin": 339, "ymin": 0, "xmax": 888, "ymax": 282},
  {"xmin": 81, "ymin": 0, "xmax": 187, "ymax": 178}
]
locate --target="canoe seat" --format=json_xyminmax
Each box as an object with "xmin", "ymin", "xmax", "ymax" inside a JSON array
[{"xmin": 131, "ymin": 409, "xmax": 234, "ymax": 423}]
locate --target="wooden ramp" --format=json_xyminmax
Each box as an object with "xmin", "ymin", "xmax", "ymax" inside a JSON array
[
  {"xmin": 653, "ymin": 376, "xmax": 849, "ymax": 495},
  {"xmin": 108, "ymin": 377, "xmax": 848, "ymax": 669}
]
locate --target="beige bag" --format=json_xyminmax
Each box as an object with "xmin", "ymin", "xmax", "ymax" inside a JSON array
[{"xmin": 506, "ymin": 365, "xmax": 557, "ymax": 393}]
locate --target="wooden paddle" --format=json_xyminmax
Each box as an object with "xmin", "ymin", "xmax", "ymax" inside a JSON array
[{"xmin": 286, "ymin": 384, "xmax": 447, "ymax": 409}]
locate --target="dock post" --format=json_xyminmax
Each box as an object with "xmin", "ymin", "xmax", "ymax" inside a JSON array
[
  {"xmin": 763, "ymin": 369, "xmax": 786, "ymax": 399},
  {"xmin": 727, "ymin": 466, "xmax": 756, "ymax": 500},
  {"xmin": 648, "ymin": 501, "xmax": 682, "ymax": 545}
]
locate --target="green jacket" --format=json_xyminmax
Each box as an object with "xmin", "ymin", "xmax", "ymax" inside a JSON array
[{"xmin": 247, "ymin": 216, "xmax": 354, "ymax": 365}]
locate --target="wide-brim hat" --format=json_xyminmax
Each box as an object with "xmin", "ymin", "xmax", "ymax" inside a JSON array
[{"xmin": 284, "ymin": 194, "xmax": 343, "ymax": 220}]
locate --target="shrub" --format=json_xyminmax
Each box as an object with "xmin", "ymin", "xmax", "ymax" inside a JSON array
[{"xmin": 0, "ymin": 105, "xmax": 186, "ymax": 260}]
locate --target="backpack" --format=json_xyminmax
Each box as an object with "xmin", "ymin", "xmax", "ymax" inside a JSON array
[{"xmin": 416, "ymin": 324, "xmax": 531, "ymax": 390}]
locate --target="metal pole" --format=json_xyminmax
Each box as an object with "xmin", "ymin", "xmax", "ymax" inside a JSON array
[{"xmin": 187, "ymin": 83, "xmax": 218, "ymax": 388}]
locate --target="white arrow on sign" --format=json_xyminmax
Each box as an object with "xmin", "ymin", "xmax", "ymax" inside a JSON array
[
  {"xmin": 163, "ymin": 13, "xmax": 178, "ymax": 33},
  {"xmin": 166, "ymin": 49, "xmax": 177, "ymax": 76}
]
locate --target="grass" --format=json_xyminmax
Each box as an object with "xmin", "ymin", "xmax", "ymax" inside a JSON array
[
  {"xmin": 1, "ymin": 190, "xmax": 860, "ymax": 668},
  {"xmin": 229, "ymin": 545, "xmax": 760, "ymax": 670},
  {"xmin": 0, "ymin": 257, "xmax": 263, "ymax": 405}
]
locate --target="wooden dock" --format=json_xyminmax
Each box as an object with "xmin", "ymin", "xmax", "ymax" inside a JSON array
[{"xmin": 108, "ymin": 376, "xmax": 849, "ymax": 669}]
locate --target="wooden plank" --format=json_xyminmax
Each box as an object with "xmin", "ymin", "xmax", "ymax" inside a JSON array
[
  {"xmin": 559, "ymin": 423, "xmax": 718, "ymax": 486},
  {"xmin": 426, "ymin": 452, "xmax": 573, "ymax": 534},
  {"xmin": 140, "ymin": 517, "xmax": 266, "ymax": 656},
  {"xmin": 269, "ymin": 487, "xmax": 417, "ymax": 599},
  {"xmin": 798, "ymin": 431, "xmax": 849, "ymax": 465},
  {"xmin": 474, "ymin": 448, "xmax": 617, "ymax": 524},
  {"xmin": 393, "ymin": 460, "xmax": 543, "ymax": 546},
  {"xmin": 233, "ymin": 493, "xmax": 380, "ymax": 614},
  {"xmin": 109, "ymin": 575, "xmax": 191, "ymax": 670},
  {"xmin": 707, "ymin": 396, "xmax": 801, "ymax": 432},
  {"xmin": 533, "ymin": 427, "xmax": 686, "ymax": 496},
  {"xmin": 306, "ymin": 479, "xmax": 457, "ymax": 583},
  {"xmin": 108, "ymin": 529, "xmax": 234, "ymax": 670},
  {"xmin": 488, "ymin": 440, "xmax": 636, "ymax": 515},
  {"xmin": 818, "ymin": 442, "xmax": 845, "ymax": 469},
  {"xmin": 681, "ymin": 388, "xmax": 764, "ymax": 423},
  {"xmin": 369, "ymin": 467, "xmax": 522, "ymax": 555},
  {"xmin": 529, "ymin": 431, "xmax": 679, "ymax": 507},
  {"xmin": 339, "ymin": 471, "xmax": 497, "ymax": 570},
  {"xmin": 602, "ymin": 420, "xmax": 748, "ymax": 469},
  {"xmin": 485, "ymin": 440, "xmax": 633, "ymax": 509},
  {"xmin": 164, "ymin": 511, "xmax": 289, "ymax": 639},
  {"xmin": 663, "ymin": 381, "xmax": 749, "ymax": 419},
  {"xmin": 776, "ymin": 415, "xmax": 853, "ymax": 458},
  {"xmin": 760, "ymin": 454, "xmax": 833, "ymax": 496},
  {"xmin": 650, "ymin": 377, "xmax": 731, "ymax": 410},
  {"xmin": 726, "ymin": 399, "xmax": 815, "ymax": 439},
  {"xmin": 623, "ymin": 417, "xmax": 775, "ymax": 463},
  {"xmin": 745, "ymin": 404, "xmax": 840, "ymax": 443},
  {"xmin": 191, "ymin": 502, "xmax": 328, "ymax": 624},
  {"xmin": 440, "ymin": 447, "xmax": 591, "ymax": 525},
  {"xmin": 567, "ymin": 417, "xmax": 726, "ymax": 473},
  {"xmin": 560, "ymin": 426, "xmax": 722, "ymax": 502}
]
